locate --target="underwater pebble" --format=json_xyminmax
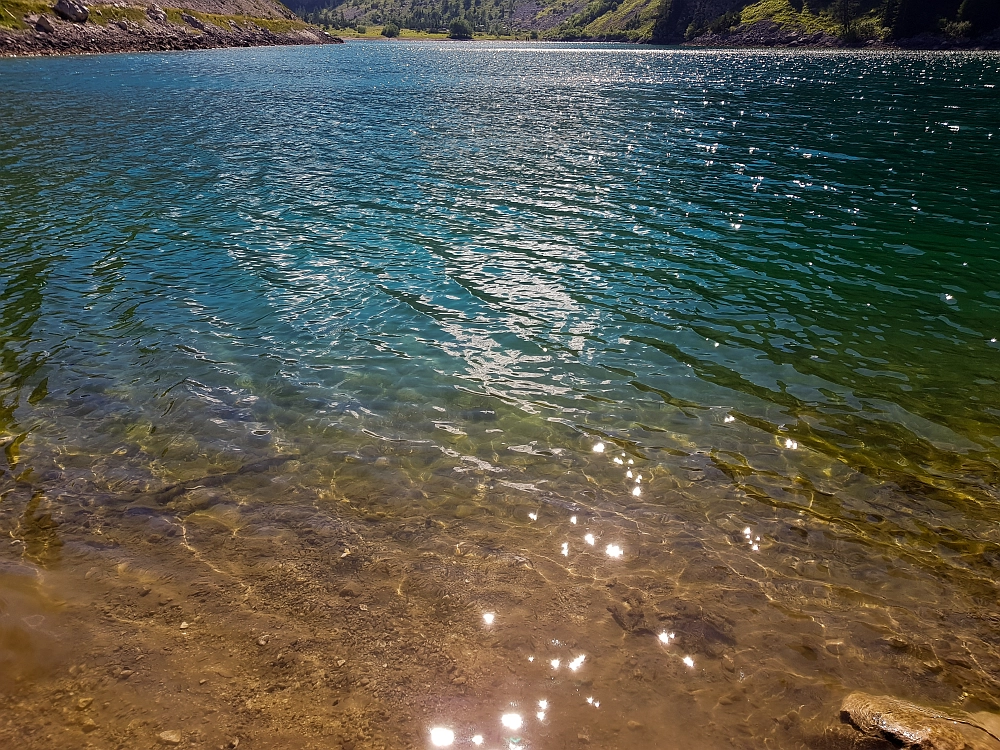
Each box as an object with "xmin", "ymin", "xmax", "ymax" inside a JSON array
[
  {"xmin": 339, "ymin": 583, "xmax": 361, "ymax": 598},
  {"xmin": 157, "ymin": 730, "xmax": 182, "ymax": 745}
]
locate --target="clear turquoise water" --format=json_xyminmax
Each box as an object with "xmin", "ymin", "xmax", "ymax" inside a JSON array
[{"xmin": 2, "ymin": 43, "xmax": 1000, "ymax": 748}]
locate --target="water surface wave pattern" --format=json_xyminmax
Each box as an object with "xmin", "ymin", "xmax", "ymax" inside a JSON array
[{"xmin": 1, "ymin": 43, "xmax": 1000, "ymax": 750}]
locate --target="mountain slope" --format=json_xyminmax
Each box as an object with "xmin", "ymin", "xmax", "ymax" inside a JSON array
[{"xmin": 296, "ymin": 0, "xmax": 1000, "ymax": 44}]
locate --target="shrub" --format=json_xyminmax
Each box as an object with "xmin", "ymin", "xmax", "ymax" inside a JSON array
[
  {"xmin": 381, "ymin": 22, "xmax": 400, "ymax": 36},
  {"xmin": 448, "ymin": 18, "xmax": 473, "ymax": 38},
  {"xmin": 355, "ymin": 24, "xmax": 366, "ymax": 33}
]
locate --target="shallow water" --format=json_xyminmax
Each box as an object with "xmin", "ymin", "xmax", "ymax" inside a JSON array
[{"xmin": 1, "ymin": 42, "xmax": 999, "ymax": 749}]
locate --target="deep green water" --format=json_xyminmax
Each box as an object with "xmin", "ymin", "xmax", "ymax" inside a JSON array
[{"xmin": 2, "ymin": 43, "xmax": 1000, "ymax": 748}]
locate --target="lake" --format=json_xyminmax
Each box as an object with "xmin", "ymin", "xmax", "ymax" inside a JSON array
[{"xmin": 1, "ymin": 41, "xmax": 999, "ymax": 749}]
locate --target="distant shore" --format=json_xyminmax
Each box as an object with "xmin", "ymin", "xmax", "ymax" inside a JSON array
[{"xmin": 4, "ymin": 13, "xmax": 1000, "ymax": 58}]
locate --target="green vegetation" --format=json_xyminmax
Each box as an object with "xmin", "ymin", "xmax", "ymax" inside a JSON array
[
  {"xmin": 738, "ymin": 0, "xmax": 841, "ymax": 34},
  {"xmin": 5, "ymin": 0, "xmax": 992, "ymax": 43},
  {"xmin": 91, "ymin": 6, "xmax": 148, "ymax": 25},
  {"xmin": 447, "ymin": 16, "xmax": 472, "ymax": 36},
  {"xmin": 552, "ymin": 0, "xmax": 659, "ymax": 41},
  {"xmin": 298, "ymin": 0, "xmax": 523, "ymax": 37},
  {"xmin": 0, "ymin": 0, "xmax": 50, "ymax": 30}
]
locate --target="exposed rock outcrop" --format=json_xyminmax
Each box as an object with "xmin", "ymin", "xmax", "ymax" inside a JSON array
[
  {"xmin": 686, "ymin": 20, "xmax": 843, "ymax": 48},
  {"xmin": 53, "ymin": 0, "xmax": 89, "ymax": 23},
  {"xmin": 0, "ymin": 14, "xmax": 342, "ymax": 57}
]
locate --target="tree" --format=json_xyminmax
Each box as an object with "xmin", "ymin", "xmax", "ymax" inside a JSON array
[
  {"xmin": 381, "ymin": 22, "xmax": 400, "ymax": 36},
  {"xmin": 448, "ymin": 17, "xmax": 473, "ymax": 37},
  {"xmin": 959, "ymin": 0, "xmax": 1000, "ymax": 35},
  {"xmin": 832, "ymin": 0, "xmax": 858, "ymax": 36}
]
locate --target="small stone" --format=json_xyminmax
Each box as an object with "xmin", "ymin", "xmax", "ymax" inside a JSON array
[
  {"xmin": 336, "ymin": 659, "xmax": 346, "ymax": 668},
  {"xmin": 627, "ymin": 720, "xmax": 643, "ymax": 730},
  {"xmin": 825, "ymin": 641, "xmax": 845, "ymax": 655},
  {"xmin": 180, "ymin": 622, "xmax": 189, "ymax": 629},
  {"xmin": 359, "ymin": 604, "xmax": 368, "ymax": 611},
  {"xmin": 199, "ymin": 679, "xmax": 207, "ymax": 685},
  {"xmin": 76, "ymin": 697, "xmax": 93, "ymax": 710},
  {"xmin": 119, "ymin": 668, "xmax": 133, "ymax": 679},
  {"xmin": 36, "ymin": 14, "xmax": 55, "ymax": 32},
  {"xmin": 339, "ymin": 582, "xmax": 361, "ymax": 598},
  {"xmin": 577, "ymin": 733, "xmax": 590, "ymax": 744},
  {"xmin": 157, "ymin": 730, "xmax": 183, "ymax": 745},
  {"xmin": 451, "ymin": 676, "xmax": 466, "ymax": 685},
  {"xmin": 81, "ymin": 717, "xmax": 99, "ymax": 732},
  {"xmin": 257, "ymin": 637, "xmax": 268, "ymax": 646},
  {"xmin": 139, "ymin": 586, "xmax": 151, "ymax": 597}
]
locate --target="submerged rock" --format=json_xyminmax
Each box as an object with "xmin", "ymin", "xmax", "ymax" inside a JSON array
[
  {"xmin": 840, "ymin": 692, "xmax": 999, "ymax": 750},
  {"xmin": 157, "ymin": 730, "xmax": 183, "ymax": 745},
  {"xmin": 52, "ymin": 0, "xmax": 88, "ymax": 23}
]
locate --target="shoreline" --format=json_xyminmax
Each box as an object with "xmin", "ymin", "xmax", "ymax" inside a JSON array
[{"xmin": 4, "ymin": 18, "xmax": 1000, "ymax": 57}]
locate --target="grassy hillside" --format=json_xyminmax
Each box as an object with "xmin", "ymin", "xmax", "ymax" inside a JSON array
[{"xmin": 293, "ymin": 0, "xmax": 1000, "ymax": 42}]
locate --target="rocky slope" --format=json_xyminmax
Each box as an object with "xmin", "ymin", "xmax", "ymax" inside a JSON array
[{"xmin": 0, "ymin": 0, "xmax": 341, "ymax": 56}]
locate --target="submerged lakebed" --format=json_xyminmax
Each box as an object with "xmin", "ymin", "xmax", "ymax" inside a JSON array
[{"xmin": 1, "ymin": 42, "xmax": 1000, "ymax": 749}]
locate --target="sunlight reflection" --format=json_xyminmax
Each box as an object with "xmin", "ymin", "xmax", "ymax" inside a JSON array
[
  {"xmin": 483, "ymin": 612, "xmax": 495, "ymax": 626},
  {"xmin": 605, "ymin": 544, "xmax": 623, "ymax": 558},
  {"xmin": 568, "ymin": 654, "xmax": 586, "ymax": 670},
  {"xmin": 430, "ymin": 727, "xmax": 455, "ymax": 746},
  {"xmin": 683, "ymin": 656, "xmax": 695, "ymax": 668},
  {"xmin": 584, "ymin": 533, "xmax": 595, "ymax": 545},
  {"xmin": 592, "ymin": 443, "xmax": 605, "ymax": 453},
  {"xmin": 501, "ymin": 714, "xmax": 522, "ymax": 730},
  {"xmin": 472, "ymin": 736, "xmax": 484, "ymax": 746}
]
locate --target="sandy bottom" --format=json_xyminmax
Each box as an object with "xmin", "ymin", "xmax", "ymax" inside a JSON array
[{"xmin": 2, "ymin": 443, "xmax": 999, "ymax": 750}]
